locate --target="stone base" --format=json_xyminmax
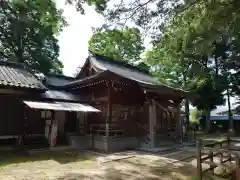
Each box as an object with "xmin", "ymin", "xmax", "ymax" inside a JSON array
[
  {"xmin": 68, "ymin": 135, "xmax": 139, "ymax": 152},
  {"xmin": 68, "ymin": 135, "xmax": 92, "ymax": 150}
]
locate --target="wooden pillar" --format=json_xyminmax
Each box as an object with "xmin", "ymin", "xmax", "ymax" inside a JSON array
[
  {"xmin": 48, "ymin": 111, "xmax": 56, "ymax": 147},
  {"xmin": 196, "ymin": 140, "xmax": 202, "ymax": 180},
  {"xmin": 107, "ymin": 81, "xmax": 113, "ymax": 124},
  {"xmin": 176, "ymin": 102, "xmax": 182, "ymax": 142},
  {"xmin": 105, "ymin": 81, "xmax": 112, "ymax": 152},
  {"xmin": 235, "ymin": 156, "xmax": 240, "ymax": 180},
  {"xmin": 149, "ymin": 99, "xmax": 156, "ymax": 149}
]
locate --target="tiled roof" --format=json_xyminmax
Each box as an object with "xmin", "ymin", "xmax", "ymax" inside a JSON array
[
  {"xmin": 40, "ymin": 90, "xmax": 80, "ymax": 102},
  {"xmin": 61, "ymin": 72, "xmax": 108, "ymax": 88},
  {"xmin": 0, "ymin": 61, "xmax": 46, "ymax": 90},
  {"xmin": 45, "ymin": 73, "xmax": 75, "ymax": 87},
  {"xmin": 88, "ymin": 52, "xmax": 161, "ymax": 85},
  {"xmin": 73, "ymin": 52, "xmax": 186, "ymax": 95}
]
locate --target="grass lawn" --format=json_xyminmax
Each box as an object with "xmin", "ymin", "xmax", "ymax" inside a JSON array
[{"xmin": 190, "ymin": 131, "xmax": 228, "ymax": 142}]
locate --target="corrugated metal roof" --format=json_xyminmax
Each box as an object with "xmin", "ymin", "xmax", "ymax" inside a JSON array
[
  {"xmin": 41, "ymin": 90, "xmax": 80, "ymax": 102},
  {"xmin": 23, "ymin": 101, "xmax": 100, "ymax": 112},
  {"xmin": 0, "ymin": 61, "xmax": 46, "ymax": 90},
  {"xmin": 210, "ymin": 116, "xmax": 240, "ymax": 121}
]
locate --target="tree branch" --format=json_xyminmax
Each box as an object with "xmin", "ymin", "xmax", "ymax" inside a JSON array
[
  {"xmin": 123, "ymin": 0, "xmax": 156, "ymax": 26},
  {"xmin": 175, "ymin": 0, "xmax": 201, "ymax": 15}
]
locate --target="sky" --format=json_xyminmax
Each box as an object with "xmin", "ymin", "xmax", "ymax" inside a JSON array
[{"xmin": 56, "ymin": 0, "xmax": 104, "ymax": 77}]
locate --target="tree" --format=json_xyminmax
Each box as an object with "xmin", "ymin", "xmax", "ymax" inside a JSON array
[
  {"xmin": 143, "ymin": 8, "xmax": 207, "ymax": 124},
  {"xmin": 88, "ymin": 27, "xmax": 150, "ymax": 72},
  {"xmin": 66, "ymin": 0, "xmax": 183, "ymax": 35},
  {"xmin": 143, "ymin": 0, "xmax": 237, "ymax": 127},
  {"xmin": 167, "ymin": 1, "xmax": 240, "ymax": 132},
  {"xmin": 89, "ymin": 27, "xmax": 144, "ymax": 62},
  {"xmin": 0, "ymin": 0, "xmax": 67, "ymax": 74},
  {"xmin": 70, "ymin": 0, "xmax": 240, "ymax": 88}
]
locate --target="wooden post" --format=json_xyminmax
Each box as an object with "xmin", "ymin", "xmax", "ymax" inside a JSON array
[
  {"xmin": 107, "ymin": 81, "xmax": 113, "ymax": 125},
  {"xmin": 209, "ymin": 151, "xmax": 214, "ymax": 175},
  {"xmin": 105, "ymin": 81, "xmax": 112, "ymax": 152},
  {"xmin": 235, "ymin": 156, "xmax": 240, "ymax": 180},
  {"xmin": 235, "ymin": 156, "xmax": 240, "ymax": 168},
  {"xmin": 149, "ymin": 99, "xmax": 156, "ymax": 149},
  {"xmin": 220, "ymin": 143, "xmax": 223, "ymax": 164},
  {"xmin": 227, "ymin": 135, "xmax": 231, "ymax": 149},
  {"xmin": 193, "ymin": 128, "xmax": 196, "ymax": 141},
  {"xmin": 226, "ymin": 135, "xmax": 232, "ymax": 162},
  {"xmin": 196, "ymin": 140, "xmax": 202, "ymax": 180},
  {"xmin": 175, "ymin": 102, "xmax": 182, "ymax": 143},
  {"xmin": 48, "ymin": 111, "xmax": 56, "ymax": 147}
]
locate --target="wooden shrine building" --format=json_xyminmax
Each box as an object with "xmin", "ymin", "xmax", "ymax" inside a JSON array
[{"xmin": 0, "ymin": 52, "xmax": 188, "ymax": 152}]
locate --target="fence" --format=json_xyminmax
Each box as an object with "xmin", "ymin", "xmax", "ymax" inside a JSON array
[{"xmin": 196, "ymin": 136, "xmax": 240, "ymax": 180}]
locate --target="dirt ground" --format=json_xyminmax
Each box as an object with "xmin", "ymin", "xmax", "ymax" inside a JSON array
[{"xmin": 0, "ymin": 150, "xmax": 202, "ymax": 180}]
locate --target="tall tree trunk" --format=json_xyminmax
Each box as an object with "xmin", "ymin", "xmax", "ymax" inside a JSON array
[
  {"xmin": 222, "ymin": 63, "xmax": 234, "ymax": 136},
  {"xmin": 214, "ymin": 57, "xmax": 219, "ymax": 76},
  {"xmin": 206, "ymin": 109, "xmax": 211, "ymax": 133},
  {"xmin": 183, "ymin": 74, "xmax": 190, "ymax": 125},
  {"xmin": 227, "ymin": 87, "xmax": 234, "ymax": 136},
  {"xmin": 16, "ymin": 36, "xmax": 24, "ymax": 63},
  {"xmin": 185, "ymin": 99, "xmax": 190, "ymax": 124}
]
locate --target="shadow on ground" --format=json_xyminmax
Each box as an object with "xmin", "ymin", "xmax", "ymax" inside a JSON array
[
  {"xmin": 0, "ymin": 150, "xmax": 221, "ymax": 180},
  {"xmin": 0, "ymin": 149, "xmax": 95, "ymax": 166},
  {"xmin": 55, "ymin": 156, "xmax": 203, "ymax": 180}
]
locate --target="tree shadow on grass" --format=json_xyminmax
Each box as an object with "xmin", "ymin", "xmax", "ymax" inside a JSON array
[{"xmin": 0, "ymin": 149, "xmax": 96, "ymax": 166}]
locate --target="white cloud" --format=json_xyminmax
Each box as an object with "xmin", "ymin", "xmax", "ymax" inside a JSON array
[{"xmin": 56, "ymin": 0, "xmax": 104, "ymax": 76}]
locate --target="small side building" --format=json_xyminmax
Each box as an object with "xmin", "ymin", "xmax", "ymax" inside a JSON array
[{"xmin": 0, "ymin": 61, "xmax": 100, "ymax": 149}]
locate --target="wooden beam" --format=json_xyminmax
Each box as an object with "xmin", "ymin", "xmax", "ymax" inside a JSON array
[{"xmin": 0, "ymin": 88, "xmax": 27, "ymax": 95}]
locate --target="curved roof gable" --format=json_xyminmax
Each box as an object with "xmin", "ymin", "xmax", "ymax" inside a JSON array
[{"xmin": 89, "ymin": 53, "xmax": 160, "ymax": 85}]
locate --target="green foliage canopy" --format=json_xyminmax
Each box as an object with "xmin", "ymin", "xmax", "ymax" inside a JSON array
[
  {"xmin": 88, "ymin": 27, "xmax": 151, "ymax": 72},
  {"xmin": 73, "ymin": 0, "xmax": 239, "ymax": 112},
  {"xmin": 0, "ymin": 0, "xmax": 67, "ymax": 74}
]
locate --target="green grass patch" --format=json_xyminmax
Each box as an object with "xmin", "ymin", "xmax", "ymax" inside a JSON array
[{"xmin": 196, "ymin": 132, "xmax": 226, "ymax": 141}]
